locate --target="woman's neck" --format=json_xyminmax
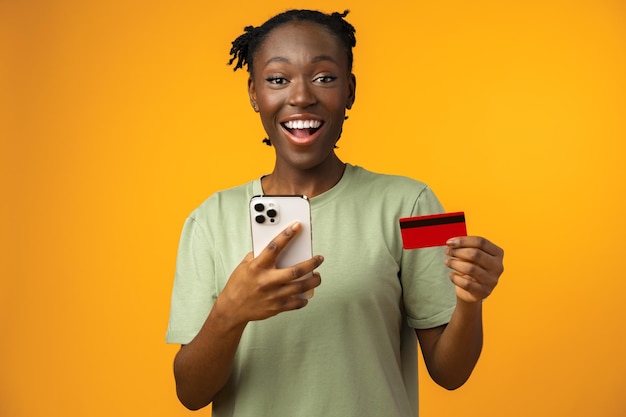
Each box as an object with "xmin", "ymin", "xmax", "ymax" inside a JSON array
[{"xmin": 261, "ymin": 155, "xmax": 346, "ymax": 198}]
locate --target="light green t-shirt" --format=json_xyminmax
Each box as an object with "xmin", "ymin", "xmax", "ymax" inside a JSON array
[{"xmin": 166, "ymin": 164, "xmax": 456, "ymax": 417}]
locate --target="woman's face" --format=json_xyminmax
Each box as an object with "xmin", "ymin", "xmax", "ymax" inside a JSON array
[{"xmin": 248, "ymin": 21, "xmax": 356, "ymax": 172}]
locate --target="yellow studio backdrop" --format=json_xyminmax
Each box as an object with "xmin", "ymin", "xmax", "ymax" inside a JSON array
[{"xmin": 2, "ymin": 0, "xmax": 625, "ymax": 416}]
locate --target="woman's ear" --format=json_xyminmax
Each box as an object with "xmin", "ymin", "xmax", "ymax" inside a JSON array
[
  {"xmin": 248, "ymin": 77, "xmax": 259, "ymax": 112},
  {"xmin": 346, "ymin": 73, "xmax": 356, "ymax": 110}
]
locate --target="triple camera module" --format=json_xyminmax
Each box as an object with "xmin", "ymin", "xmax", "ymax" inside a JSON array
[{"xmin": 253, "ymin": 202, "xmax": 278, "ymax": 224}]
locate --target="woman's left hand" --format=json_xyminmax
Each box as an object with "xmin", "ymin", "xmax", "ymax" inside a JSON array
[{"xmin": 444, "ymin": 236, "xmax": 504, "ymax": 303}]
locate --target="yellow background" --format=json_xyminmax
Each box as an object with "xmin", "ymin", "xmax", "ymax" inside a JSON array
[{"xmin": 2, "ymin": 0, "xmax": 625, "ymax": 416}]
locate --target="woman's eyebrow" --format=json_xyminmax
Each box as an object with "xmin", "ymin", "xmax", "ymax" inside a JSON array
[
  {"xmin": 264, "ymin": 56, "xmax": 289, "ymax": 66},
  {"xmin": 312, "ymin": 55, "xmax": 337, "ymax": 64},
  {"xmin": 263, "ymin": 55, "xmax": 339, "ymax": 67}
]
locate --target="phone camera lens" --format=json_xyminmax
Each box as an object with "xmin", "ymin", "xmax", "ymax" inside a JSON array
[
  {"xmin": 255, "ymin": 215, "xmax": 265, "ymax": 224},
  {"xmin": 266, "ymin": 209, "xmax": 277, "ymax": 218},
  {"xmin": 254, "ymin": 203, "xmax": 264, "ymax": 212}
]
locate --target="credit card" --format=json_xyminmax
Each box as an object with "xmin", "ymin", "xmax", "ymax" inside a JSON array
[{"xmin": 399, "ymin": 212, "xmax": 467, "ymax": 249}]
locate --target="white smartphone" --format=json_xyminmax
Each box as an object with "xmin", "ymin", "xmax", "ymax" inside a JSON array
[{"xmin": 249, "ymin": 195, "xmax": 313, "ymax": 285}]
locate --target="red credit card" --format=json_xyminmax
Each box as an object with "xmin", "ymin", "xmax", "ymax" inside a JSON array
[{"xmin": 399, "ymin": 212, "xmax": 467, "ymax": 249}]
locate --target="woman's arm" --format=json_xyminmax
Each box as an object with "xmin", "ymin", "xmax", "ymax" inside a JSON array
[
  {"xmin": 173, "ymin": 298, "xmax": 247, "ymax": 410},
  {"xmin": 173, "ymin": 222, "xmax": 323, "ymax": 410},
  {"xmin": 416, "ymin": 236, "xmax": 504, "ymax": 390}
]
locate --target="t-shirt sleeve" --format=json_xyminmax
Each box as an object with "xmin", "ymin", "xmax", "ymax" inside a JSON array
[
  {"xmin": 166, "ymin": 214, "xmax": 217, "ymax": 344},
  {"xmin": 400, "ymin": 186, "xmax": 457, "ymax": 329}
]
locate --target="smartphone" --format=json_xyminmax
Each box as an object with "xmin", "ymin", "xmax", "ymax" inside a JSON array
[{"xmin": 249, "ymin": 195, "xmax": 314, "ymax": 294}]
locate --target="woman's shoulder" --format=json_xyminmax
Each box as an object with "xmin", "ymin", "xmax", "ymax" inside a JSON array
[
  {"xmin": 338, "ymin": 164, "xmax": 443, "ymax": 219},
  {"xmin": 348, "ymin": 164, "xmax": 430, "ymax": 193}
]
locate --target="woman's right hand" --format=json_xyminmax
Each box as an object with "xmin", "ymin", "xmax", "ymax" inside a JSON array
[{"xmin": 217, "ymin": 221, "xmax": 323, "ymax": 325}]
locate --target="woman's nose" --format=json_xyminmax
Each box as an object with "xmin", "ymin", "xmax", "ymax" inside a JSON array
[{"xmin": 288, "ymin": 79, "xmax": 316, "ymax": 108}]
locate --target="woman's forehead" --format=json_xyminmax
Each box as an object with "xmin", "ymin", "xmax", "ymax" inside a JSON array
[{"xmin": 254, "ymin": 22, "xmax": 347, "ymax": 63}]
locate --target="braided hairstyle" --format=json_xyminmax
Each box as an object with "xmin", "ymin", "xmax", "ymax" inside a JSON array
[{"xmin": 228, "ymin": 9, "xmax": 357, "ymax": 75}]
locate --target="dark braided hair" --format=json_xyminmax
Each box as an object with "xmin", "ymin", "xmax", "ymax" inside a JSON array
[{"xmin": 228, "ymin": 9, "xmax": 356, "ymax": 75}]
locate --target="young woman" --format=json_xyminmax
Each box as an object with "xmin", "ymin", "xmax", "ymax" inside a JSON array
[{"xmin": 166, "ymin": 9, "xmax": 504, "ymax": 417}]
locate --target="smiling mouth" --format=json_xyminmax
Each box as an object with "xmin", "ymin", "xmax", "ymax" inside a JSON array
[{"xmin": 281, "ymin": 120, "xmax": 323, "ymax": 138}]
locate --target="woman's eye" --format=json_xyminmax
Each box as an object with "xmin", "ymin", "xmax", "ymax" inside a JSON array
[
  {"xmin": 266, "ymin": 77, "xmax": 287, "ymax": 85},
  {"xmin": 315, "ymin": 75, "xmax": 337, "ymax": 83}
]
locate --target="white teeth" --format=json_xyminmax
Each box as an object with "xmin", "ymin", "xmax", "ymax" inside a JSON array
[{"xmin": 284, "ymin": 120, "xmax": 321, "ymax": 130}]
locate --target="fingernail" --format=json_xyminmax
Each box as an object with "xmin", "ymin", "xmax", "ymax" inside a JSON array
[
  {"xmin": 291, "ymin": 221, "xmax": 301, "ymax": 231},
  {"xmin": 446, "ymin": 238, "xmax": 459, "ymax": 246}
]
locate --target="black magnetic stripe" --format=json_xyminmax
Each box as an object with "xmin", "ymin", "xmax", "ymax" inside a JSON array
[{"xmin": 400, "ymin": 214, "xmax": 465, "ymax": 229}]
